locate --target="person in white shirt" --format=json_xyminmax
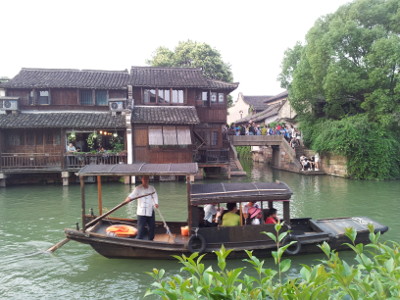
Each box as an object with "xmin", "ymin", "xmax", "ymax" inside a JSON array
[
  {"xmin": 203, "ymin": 204, "xmax": 222, "ymax": 227},
  {"xmin": 124, "ymin": 176, "xmax": 158, "ymax": 240}
]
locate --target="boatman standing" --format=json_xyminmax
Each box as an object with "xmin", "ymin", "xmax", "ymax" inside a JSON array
[{"xmin": 124, "ymin": 175, "xmax": 158, "ymax": 240}]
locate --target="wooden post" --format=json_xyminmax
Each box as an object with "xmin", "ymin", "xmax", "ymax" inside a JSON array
[
  {"xmin": 283, "ymin": 201, "xmax": 290, "ymax": 225},
  {"xmin": 239, "ymin": 202, "xmax": 243, "ymax": 225},
  {"xmin": 186, "ymin": 175, "xmax": 192, "ymax": 231},
  {"xmin": 80, "ymin": 176, "xmax": 86, "ymax": 232},
  {"xmin": 97, "ymin": 175, "xmax": 102, "ymax": 215},
  {"xmin": 61, "ymin": 128, "xmax": 66, "ymax": 170}
]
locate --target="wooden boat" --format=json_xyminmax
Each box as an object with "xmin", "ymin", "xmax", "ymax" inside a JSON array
[{"xmin": 64, "ymin": 163, "xmax": 388, "ymax": 259}]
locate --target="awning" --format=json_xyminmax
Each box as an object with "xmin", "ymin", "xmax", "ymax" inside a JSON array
[
  {"xmin": 190, "ymin": 182, "xmax": 292, "ymax": 205},
  {"xmin": 77, "ymin": 163, "xmax": 198, "ymax": 177}
]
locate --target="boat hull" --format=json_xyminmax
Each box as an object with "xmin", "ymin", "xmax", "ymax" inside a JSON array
[{"xmin": 64, "ymin": 216, "xmax": 388, "ymax": 259}]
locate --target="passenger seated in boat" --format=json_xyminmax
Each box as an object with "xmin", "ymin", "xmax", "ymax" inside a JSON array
[
  {"xmin": 203, "ymin": 203, "xmax": 222, "ymax": 227},
  {"xmin": 249, "ymin": 207, "xmax": 262, "ymax": 225},
  {"xmin": 242, "ymin": 201, "xmax": 260, "ymax": 224},
  {"xmin": 221, "ymin": 202, "xmax": 240, "ymax": 227},
  {"xmin": 265, "ymin": 208, "xmax": 278, "ymax": 224}
]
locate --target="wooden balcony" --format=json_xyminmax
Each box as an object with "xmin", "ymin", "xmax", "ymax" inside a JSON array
[{"xmin": 0, "ymin": 152, "xmax": 127, "ymax": 173}]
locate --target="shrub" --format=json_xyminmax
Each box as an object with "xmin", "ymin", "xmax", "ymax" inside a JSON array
[
  {"xmin": 146, "ymin": 225, "xmax": 400, "ymax": 299},
  {"xmin": 300, "ymin": 115, "xmax": 400, "ymax": 180}
]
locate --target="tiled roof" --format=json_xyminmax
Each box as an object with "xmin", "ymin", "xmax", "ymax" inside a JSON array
[
  {"xmin": 1, "ymin": 67, "xmax": 239, "ymax": 92},
  {"xmin": 264, "ymin": 90, "xmax": 288, "ymax": 103},
  {"xmin": 132, "ymin": 106, "xmax": 200, "ymax": 125},
  {"xmin": 0, "ymin": 112, "xmax": 126, "ymax": 129},
  {"xmin": 1, "ymin": 68, "xmax": 130, "ymax": 89},
  {"xmin": 243, "ymin": 95, "xmax": 273, "ymax": 111},
  {"xmin": 235, "ymin": 102, "xmax": 285, "ymax": 125},
  {"xmin": 130, "ymin": 66, "xmax": 238, "ymax": 91},
  {"xmin": 207, "ymin": 79, "xmax": 239, "ymax": 91}
]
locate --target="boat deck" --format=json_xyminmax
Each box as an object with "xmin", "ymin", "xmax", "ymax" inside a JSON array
[{"xmin": 92, "ymin": 220, "xmax": 189, "ymax": 244}]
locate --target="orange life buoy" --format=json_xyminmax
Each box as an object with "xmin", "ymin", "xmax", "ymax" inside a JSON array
[{"xmin": 106, "ymin": 224, "xmax": 138, "ymax": 237}]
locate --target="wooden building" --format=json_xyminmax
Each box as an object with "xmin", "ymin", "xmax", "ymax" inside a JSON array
[
  {"xmin": 0, "ymin": 68, "xmax": 130, "ymax": 186},
  {"xmin": 0, "ymin": 67, "xmax": 238, "ymax": 186},
  {"xmin": 129, "ymin": 67, "xmax": 238, "ymax": 170}
]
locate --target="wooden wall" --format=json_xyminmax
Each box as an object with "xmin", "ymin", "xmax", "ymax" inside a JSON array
[
  {"xmin": 196, "ymin": 106, "xmax": 227, "ymax": 123},
  {"xmin": 109, "ymin": 90, "xmax": 127, "ymax": 99},
  {"xmin": 6, "ymin": 88, "xmax": 127, "ymax": 109},
  {"xmin": 133, "ymin": 126, "xmax": 193, "ymax": 163},
  {"xmin": 51, "ymin": 88, "xmax": 78, "ymax": 105},
  {"xmin": 6, "ymin": 89, "xmax": 30, "ymax": 106},
  {"xmin": 3, "ymin": 129, "xmax": 64, "ymax": 154}
]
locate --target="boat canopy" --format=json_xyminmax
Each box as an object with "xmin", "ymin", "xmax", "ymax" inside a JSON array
[
  {"xmin": 77, "ymin": 163, "xmax": 199, "ymax": 177},
  {"xmin": 190, "ymin": 182, "xmax": 292, "ymax": 205}
]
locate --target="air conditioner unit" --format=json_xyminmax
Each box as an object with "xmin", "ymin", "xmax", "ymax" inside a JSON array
[
  {"xmin": 0, "ymin": 97, "xmax": 19, "ymax": 111},
  {"xmin": 108, "ymin": 99, "xmax": 126, "ymax": 112}
]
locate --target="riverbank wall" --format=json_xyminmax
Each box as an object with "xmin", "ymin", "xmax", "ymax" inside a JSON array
[{"xmin": 251, "ymin": 146, "xmax": 348, "ymax": 177}]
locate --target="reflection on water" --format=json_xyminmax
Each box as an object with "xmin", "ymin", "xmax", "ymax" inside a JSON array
[{"xmin": 0, "ymin": 162, "xmax": 399, "ymax": 299}]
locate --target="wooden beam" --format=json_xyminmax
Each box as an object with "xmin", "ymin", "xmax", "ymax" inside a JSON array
[
  {"xmin": 80, "ymin": 176, "xmax": 86, "ymax": 232},
  {"xmin": 187, "ymin": 175, "xmax": 192, "ymax": 231},
  {"xmin": 97, "ymin": 175, "xmax": 102, "ymax": 215},
  {"xmin": 283, "ymin": 201, "xmax": 290, "ymax": 225}
]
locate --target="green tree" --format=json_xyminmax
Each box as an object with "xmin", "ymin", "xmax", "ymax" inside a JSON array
[
  {"xmin": 147, "ymin": 40, "xmax": 235, "ymax": 106},
  {"xmin": 0, "ymin": 76, "xmax": 10, "ymax": 83},
  {"xmin": 279, "ymin": 0, "xmax": 400, "ymax": 179}
]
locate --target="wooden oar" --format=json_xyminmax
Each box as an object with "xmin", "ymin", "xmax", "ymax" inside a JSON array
[{"xmin": 46, "ymin": 191, "xmax": 155, "ymax": 253}]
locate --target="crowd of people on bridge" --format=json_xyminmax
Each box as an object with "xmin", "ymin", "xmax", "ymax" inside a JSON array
[{"xmin": 225, "ymin": 122, "xmax": 302, "ymax": 146}]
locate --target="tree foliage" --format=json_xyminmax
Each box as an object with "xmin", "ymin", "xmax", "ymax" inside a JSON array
[
  {"xmin": 147, "ymin": 40, "xmax": 234, "ymax": 83},
  {"xmin": 279, "ymin": 0, "xmax": 400, "ymax": 179}
]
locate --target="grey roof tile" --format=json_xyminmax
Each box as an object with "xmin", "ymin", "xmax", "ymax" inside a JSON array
[
  {"xmin": 0, "ymin": 112, "xmax": 126, "ymax": 129},
  {"xmin": 1, "ymin": 68, "xmax": 130, "ymax": 89},
  {"xmin": 235, "ymin": 102, "xmax": 285, "ymax": 124},
  {"xmin": 264, "ymin": 90, "xmax": 288, "ymax": 103},
  {"xmin": 132, "ymin": 106, "xmax": 200, "ymax": 125},
  {"xmin": 130, "ymin": 66, "xmax": 238, "ymax": 91},
  {"xmin": 243, "ymin": 95, "xmax": 273, "ymax": 111}
]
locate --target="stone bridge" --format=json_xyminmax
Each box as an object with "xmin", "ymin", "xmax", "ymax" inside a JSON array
[{"xmin": 229, "ymin": 135, "xmax": 303, "ymax": 173}]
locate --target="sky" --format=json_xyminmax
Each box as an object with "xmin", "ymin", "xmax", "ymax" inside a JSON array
[{"xmin": 1, "ymin": 0, "xmax": 350, "ymax": 100}]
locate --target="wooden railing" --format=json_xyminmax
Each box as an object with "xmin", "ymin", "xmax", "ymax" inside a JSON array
[
  {"xmin": 65, "ymin": 153, "xmax": 127, "ymax": 169},
  {"xmin": 196, "ymin": 149, "xmax": 229, "ymax": 164},
  {"xmin": 1, "ymin": 153, "xmax": 61, "ymax": 169},
  {"xmin": 1, "ymin": 153, "xmax": 128, "ymax": 170}
]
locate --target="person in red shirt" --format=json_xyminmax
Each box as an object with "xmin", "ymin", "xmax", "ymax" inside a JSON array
[{"xmin": 265, "ymin": 208, "xmax": 278, "ymax": 224}]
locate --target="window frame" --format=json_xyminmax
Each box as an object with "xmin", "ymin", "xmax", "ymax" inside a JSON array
[
  {"xmin": 143, "ymin": 88, "xmax": 185, "ymax": 105},
  {"xmin": 38, "ymin": 89, "xmax": 50, "ymax": 105}
]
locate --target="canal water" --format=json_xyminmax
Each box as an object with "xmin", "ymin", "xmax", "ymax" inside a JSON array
[{"xmin": 1, "ymin": 162, "xmax": 399, "ymax": 299}]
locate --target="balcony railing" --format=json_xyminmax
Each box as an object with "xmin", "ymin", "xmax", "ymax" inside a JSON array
[
  {"xmin": 0, "ymin": 152, "xmax": 127, "ymax": 171},
  {"xmin": 65, "ymin": 153, "xmax": 127, "ymax": 169},
  {"xmin": 195, "ymin": 149, "xmax": 229, "ymax": 164},
  {"xmin": 1, "ymin": 153, "xmax": 61, "ymax": 170}
]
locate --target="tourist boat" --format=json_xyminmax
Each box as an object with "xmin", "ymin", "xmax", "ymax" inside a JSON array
[{"xmin": 64, "ymin": 163, "xmax": 389, "ymax": 259}]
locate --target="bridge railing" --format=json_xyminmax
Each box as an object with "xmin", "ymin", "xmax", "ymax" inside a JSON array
[{"xmin": 229, "ymin": 135, "xmax": 285, "ymax": 146}]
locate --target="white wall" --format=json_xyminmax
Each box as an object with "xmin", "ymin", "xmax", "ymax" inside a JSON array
[{"xmin": 227, "ymin": 92, "xmax": 250, "ymax": 124}]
